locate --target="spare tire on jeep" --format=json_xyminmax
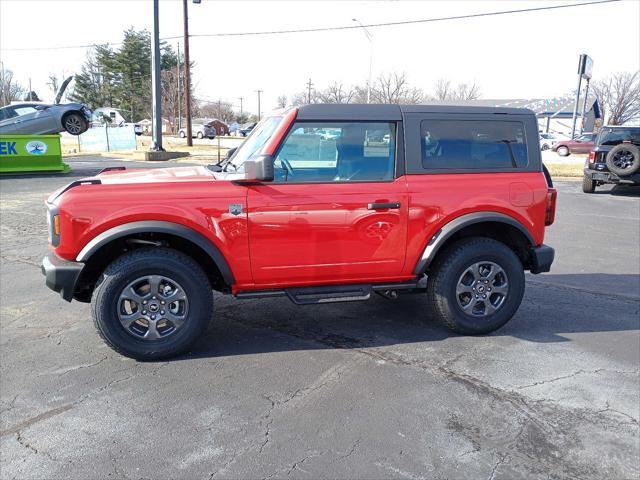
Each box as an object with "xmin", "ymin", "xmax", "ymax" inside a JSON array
[{"xmin": 606, "ymin": 143, "xmax": 640, "ymax": 176}]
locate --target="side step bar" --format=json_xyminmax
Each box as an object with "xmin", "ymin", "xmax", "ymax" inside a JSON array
[{"xmin": 235, "ymin": 280, "xmax": 425, "ymax": 305}]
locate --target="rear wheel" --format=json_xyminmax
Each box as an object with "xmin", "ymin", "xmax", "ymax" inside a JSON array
[
  {"xmin": 92, "ymin": 248, "xmax": 212, "ymax": 360},
  {"xmin": 197, "ymin": 132, "xmax": 204, "ymax": 139},
  {"xmin": 556, "ymin": 146, "xmax": 570, "ymax": 157},
  {"xmin": 427, "ymin": 238, "xmax": 525, "ymax": 335},
  {"xmin": 582, "ymin": 174, "xmax": 596, "ymax": 193}
]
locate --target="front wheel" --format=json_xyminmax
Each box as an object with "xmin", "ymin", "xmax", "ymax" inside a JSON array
[
  {"xmin": 179, "ymin": 131, "xmax": 186, "ymax": 138},
  {"xmin": 196, "ymin": 132, "xmax": 204, "ymax": 139},
  {"xmin": 63, "ymin": 112, "xmax": 88, "ymax": 135},
  {"xmin": 556, "ymin": 146, "xmax": 570, "ymax": 157},
  {"xmin": 427, "ymin": 238, "xmax": 525, "ymax": 335},
  {"xmin": 92, "ymin": 248, "xmax": 213, "ymax": 360}
]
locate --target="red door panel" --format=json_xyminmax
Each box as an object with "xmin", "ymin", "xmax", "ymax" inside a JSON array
[{"xmin": 246, "ymin": 179, "xmax": 409, "ymax": 287}]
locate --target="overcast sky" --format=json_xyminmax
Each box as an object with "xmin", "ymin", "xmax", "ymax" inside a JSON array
[{"xmin": 1, "ymin": 0, "xmax": 638, "ymax": 115}]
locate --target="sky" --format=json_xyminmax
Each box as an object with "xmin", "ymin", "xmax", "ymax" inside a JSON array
[{"xmin": 1, "ymin": 0, "xmax": 639, "ymax": 116}]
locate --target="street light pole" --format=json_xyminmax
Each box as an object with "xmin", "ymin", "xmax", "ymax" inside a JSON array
[
  {"xmin": 150, "ymin": 0, "xmax": 164, "ymax": 151},
  {"xmin": 353, "ymin": 18, "xmax": 373, "ymax": 104},
  {"xmin": 255, "ymin": 90, "xmax": 262, "ymax": 120},
  {"xmin": 238, "ymin": 97, "xmax": 243, "ymax": 123},
  {"xmin": 183, "ymin": 0, "xmax": 193, "ymax": 146}
]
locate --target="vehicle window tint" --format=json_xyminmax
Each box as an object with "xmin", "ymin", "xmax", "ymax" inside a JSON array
[
  {"xmin": 0, "ymin": 108, "xmax": 12, "ymax": 121},
  {"xmin": 598, "ymin": 128, "xmax": 640, "ymax": 145},
  {"xmin": 421, "ymin": 120, "xmax": 528, "ymax": 170},
  {"xmin": 13, "ymin": 106, "xmax": 37, "ymax": 116},
  {"xmin": 274, "ymin": 122, "xmax": 395, "ymax": 182}
]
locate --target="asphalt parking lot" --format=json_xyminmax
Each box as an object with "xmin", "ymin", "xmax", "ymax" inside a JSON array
[{"xmin": 1, "ymin": 157, "xmax": 639, "ymax": 480}]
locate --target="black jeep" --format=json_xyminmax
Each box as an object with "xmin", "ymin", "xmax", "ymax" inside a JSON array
[{"xmin": 583, "ymin": 126, "xmax": 640, "ymax": 193}]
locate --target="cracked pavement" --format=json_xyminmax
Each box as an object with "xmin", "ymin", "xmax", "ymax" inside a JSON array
[{"xmin": 1, "ymin": 157, "xmax": 639, "ymax": 479}]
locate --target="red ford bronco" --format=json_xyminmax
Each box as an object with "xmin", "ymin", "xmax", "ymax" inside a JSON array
[{"xmin": 42, "ymin": 104, "xmax": 556, "ymax": 360}]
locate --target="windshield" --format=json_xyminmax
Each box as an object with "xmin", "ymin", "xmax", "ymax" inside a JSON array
[
  {"xmin": 598, "ymin": 128, "xmax": 640, "ymax": 146},
  {"xmin": 225, "ymin": 116, "xmax": 282, "ymax": 172}
]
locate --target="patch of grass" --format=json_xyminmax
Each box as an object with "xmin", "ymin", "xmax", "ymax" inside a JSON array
[{"xmin": 544, "ymin": 162, "xmax": 584, "ymax": 178}]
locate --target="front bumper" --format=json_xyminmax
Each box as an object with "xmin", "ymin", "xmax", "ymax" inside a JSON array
[
  {"xmin": 530, "ymin": 244, "xmax": 554, "ymax": 274},
  {"xmin": 41, "ymin": 252, "xmax": 84, "ymax": 302}
]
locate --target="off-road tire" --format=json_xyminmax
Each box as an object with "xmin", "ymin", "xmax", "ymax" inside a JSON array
[
  {"xmin": 556, "ymin": 146, "xmax": 570, "ymax": 157},
  {"xmin": 427, "ymin": 237, "xmax": 525, "ymax": 335},
  {"xmin": 606, "ymin": 143, "xmax": 640, "ymax": 177},
  {"xmin": 582, "ymin": 174, "xmax": 596, "ymax": 193},
  {"xmin": 92, "ymin": 247, "xmax": 212, "ymax": 360}
]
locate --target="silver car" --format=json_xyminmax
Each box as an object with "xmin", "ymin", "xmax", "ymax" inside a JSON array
[
  {"xmin": 0, "ymin": 76, "xmax": 91, "ymax": 136},
  {"xmin": 0, "ymin": 102, "xmax": 91, "ymax": 136},
  {"xmin": 178, "ymin": 124, "xmax": 216, "ymax": 139}
]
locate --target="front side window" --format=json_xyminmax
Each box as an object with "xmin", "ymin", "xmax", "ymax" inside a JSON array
[
  {"xmin": 421, "ymin": 120, "xmax": 528, "ymax": 170},
  {"xmin": 274, "ymin": 122, "xmax": 395, "ymax": 183},
  {"xmin": 13, "ymin": 106, "xmax": 37, "ymax": 117}
]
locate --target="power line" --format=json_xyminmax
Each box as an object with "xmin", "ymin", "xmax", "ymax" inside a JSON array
[{"xmin": 0, "ymin": 0, "xmax": 620, "ymax": 52}]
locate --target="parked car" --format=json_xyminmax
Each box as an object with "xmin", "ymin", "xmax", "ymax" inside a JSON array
[
  {"xmin": 120, "ymin": 122, "xmax": 143, "ymax": 136},
  {"xmin": 0, "ymin": 102, "xmax": 91, "ymax": 136},
  {"xmin": 0, "ymin": 75, "xmax": 91, "ymax": 136},
  {"xmin": 539, "ymin": 132, "xmax": 561, "ymax": 151},
  {"xmin": 239, "ymin": 122, "xmax": 256, "ymax": 137},
  {"xmin": 552, "ymin": 132, "xmax": 597, "ymax": 156},
  {"xmin": 42, "ymin": 104, "xmax": 556, "ymax": 360},
  {"xmin": 582, "ymin": 125, "xmax": 640, "ymax": 193},
  {"xmin": 178, "ymin": 124, "xmax": 215, "ymax": 139}
]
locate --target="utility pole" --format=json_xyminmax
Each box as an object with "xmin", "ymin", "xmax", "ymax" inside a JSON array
[
  {"xmin": 306, "ymin": 78, "xmax": 313, "ymax": 104},
  {"xmin": 150, "ymin": 0, "xmax": 164, "ymax": 151},
  {"xmin": 177, "ymin": 42, "xmax": 181, "ymax": 130},
  {"xmin": 255, "ymin": 90, "xmax": 262, "ymax": 120},
  {"xmin": 183, "ymin": 0, "xmax": 193, "ymax": 146},
  {"xmin": 238, "ymin": 97, "xmax": 244, "ymax": 123},
  {"xmin": 218, "ymin": 99, "xmax": 222, "ymax": 119}
]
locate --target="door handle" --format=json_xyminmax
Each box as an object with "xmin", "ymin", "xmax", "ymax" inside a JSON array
[{"xmin": 367, "ymin": 202, "xmax": 401, "ymax": 210}]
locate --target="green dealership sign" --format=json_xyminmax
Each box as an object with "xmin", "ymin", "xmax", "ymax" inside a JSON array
[{"xmin": 0, "ymin": 134, "xmax": 69, "ymax": 174}]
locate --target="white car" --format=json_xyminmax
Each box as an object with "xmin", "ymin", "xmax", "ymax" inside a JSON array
[{"xmin": 539, "ymin": 133, "xmax": 561, "ymax": 151}]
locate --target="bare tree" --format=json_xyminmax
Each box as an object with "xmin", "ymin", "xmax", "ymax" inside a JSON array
[
  {"xmin": 591, "ymin": 71, "xmax": 640, "ymax": 125},
  {"xmin": 371, "ymin": 72, "xmax": 424, "ymax": 104},
  {"xmin": 434, "ymin": 78, "xmax": 452, "ymax": 101},
  {"xmin": 198, "ymin": 100, "xmax": 235, "ymax": 124},
  {"xmin": 317, "ymin": 82, "xmax": 355, "ymax": 104},
  {"xmin": 433, "ymin": 78, "xmax": 481, "ymax": 101},
  {"xmin": 0, "ymin": 67, "xmax": 25, "ymax": 107},
  {"xmin": 276, "ymin": 94, "xmax": 288, "ymax": 109}
]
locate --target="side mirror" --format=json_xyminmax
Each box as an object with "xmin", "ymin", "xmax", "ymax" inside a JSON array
[{"xmin": 239, "ymin": 154, "xmax": 274, "ymax": 183}]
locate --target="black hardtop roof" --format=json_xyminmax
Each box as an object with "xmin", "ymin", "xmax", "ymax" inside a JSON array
[{"xmin": 296, "ymin": 103, "xmax": 535, "ymax": 121}]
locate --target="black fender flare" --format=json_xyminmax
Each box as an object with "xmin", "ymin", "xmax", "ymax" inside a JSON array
[
  {"xmin": 76, "ymin": 220, "xmax": 235, "ymax": 285},
  {"xmin": 413, "ymin": 212, "xmax": 535, "ymax": 275}
]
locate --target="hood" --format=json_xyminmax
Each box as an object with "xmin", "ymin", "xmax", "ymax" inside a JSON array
[
  {"xmin": 55, "ymin": 76, "xmax": 74, "ymax": 104},
  {"xmin": 97, "ymin": 166, "xmax": 215, "ymax": 185}
]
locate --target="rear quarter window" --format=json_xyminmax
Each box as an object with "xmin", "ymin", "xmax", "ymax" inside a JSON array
[{"xmin": 421, "ymin": 119, "xmax": 528, "ymax": 170}]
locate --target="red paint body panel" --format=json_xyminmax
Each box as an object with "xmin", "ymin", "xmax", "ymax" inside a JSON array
[
  {"xmin": 52, "ymin": 168, "xmax": 254, "ymax": 285},
  {"xmin": 402, "ymin": 172, "xmax": 548, "ymax": 277},
  {"xmin": 243, "ymin": 178, "xmax": 410, "ymax": 289}
]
